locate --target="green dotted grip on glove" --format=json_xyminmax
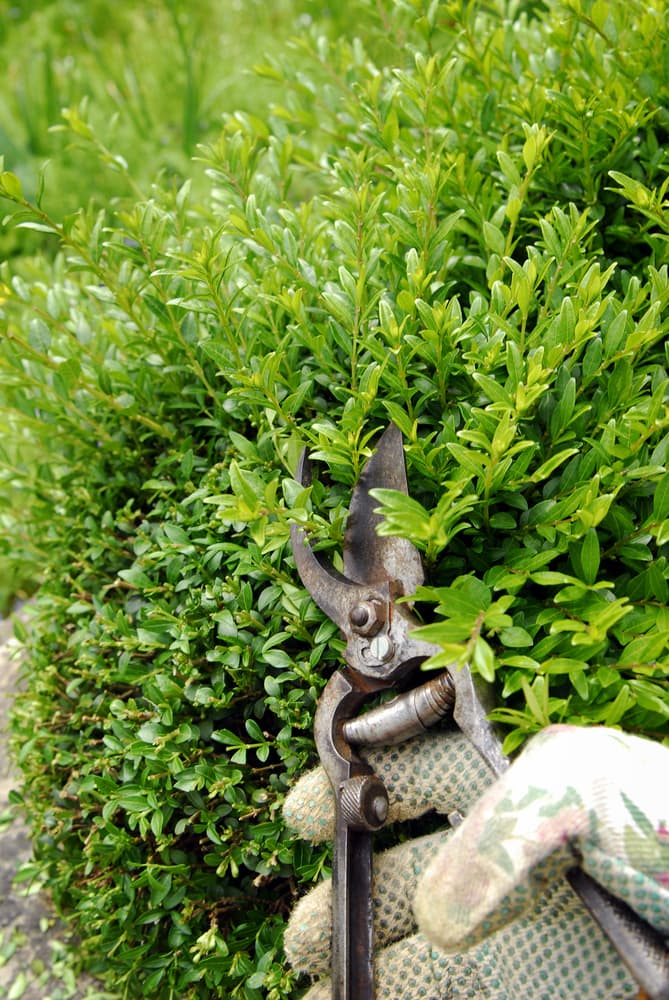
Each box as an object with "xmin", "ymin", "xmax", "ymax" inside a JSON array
[
  {"xmin": 283, "ymin": 728, "xmax": 495, "ymax": 844},
  {"xmin": 283, "ymin": 725, "xmax": 669, "ymax": 999}
]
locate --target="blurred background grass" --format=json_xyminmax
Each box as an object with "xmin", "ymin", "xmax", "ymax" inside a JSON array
[
  {"xmin": 0, "ymin": 0, "xmax": 386, "ymax": 260},
  {"xmin": 0, "ymin": 0, "xmax": 387, "ymax": 613}
]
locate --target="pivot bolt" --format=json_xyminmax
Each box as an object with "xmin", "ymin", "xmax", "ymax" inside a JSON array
[{"xmin": 349, "ymin": 600, "xmax": 384, "ymax": 636}]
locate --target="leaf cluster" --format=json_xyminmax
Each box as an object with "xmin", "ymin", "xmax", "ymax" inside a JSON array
[{"xmin": 1, "ymin": 0, "xmax": 669, "ymax": 995}]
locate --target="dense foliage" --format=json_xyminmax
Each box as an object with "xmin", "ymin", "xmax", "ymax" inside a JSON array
[{"xmin": 1, "ymin": 0, "xmax": 668, "ymax": 996}]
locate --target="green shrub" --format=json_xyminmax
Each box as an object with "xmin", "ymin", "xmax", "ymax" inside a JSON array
[{"xmin": 1, "ymin": 0, "xmax": 669, "ymax": 996}]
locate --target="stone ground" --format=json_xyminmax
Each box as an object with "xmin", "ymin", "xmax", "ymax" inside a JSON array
[{"xmin": 0, "ymin": 617, "xmax": 111, "ymax": 1000}]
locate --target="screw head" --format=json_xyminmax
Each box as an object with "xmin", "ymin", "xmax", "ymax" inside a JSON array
[{"xmin": 368, "ymin": 634, "xmax": 393, "ymax": 662}]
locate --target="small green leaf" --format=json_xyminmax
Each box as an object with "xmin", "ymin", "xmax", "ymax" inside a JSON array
[
  {"xmin": 653, "ymin": 472, "xmax": 669, "ymax": 521},
  {"xmin": 531, "ymin": 571, "xmax": 578, "ymax": 586},
  {"xmin": 580, "ymin": 528, "xmax": 600, "ymax": 585},
  {"xmin": 629, "ymin": 679, "xmax": 669, "ymax": 716},
  {"xmin": 496, "ymin": 150, "xmax": 521, "ymax": 187},
  {"xmin": 245, "ymin": 718, "xmax": 264, "ymax": 741},
  {"xmin": 118, "ymin": 567, "xmax": 153, "ymax": 588},
  {"xmin": 522, "ymin": 676, "xmax": 550, "ymax": 726},
  {"xmin": 530, "ymin": 448, "xmax": 579, "ymax": 483},
  {"xmin": 569, "ymin": 669, "xmax": 589, "ymax": 700},
  {"xmin": 482, "ymin": 220, "xmax": 506, "ymax": 256},
  {"xmin": 498, "ymin": 626, "xmax": 533, "ymax": 647},
  {"xmin": 151, "ymin": 810, "xmax": 164, "ymax": 838},
  {"xmin": 15, "ymin": 221, "xmax": 59, "ymax": 234},
  {"xmin": 544, "ymin": 657, "xmax": 589, "ymax": 673},
  {"xmin": 8, "ymin": 970, "xmax": 28, "ymax": 999},
  {"xmin": 163, "ymin": 523, "xmax": 191, "ymax": 545},
  {"xmin": 619, "ymin": 631, "xmax": 669, "ymax": 666},
  {"xmin": 473, "ymin": 636, "xmax": 496, "ymax": 681},
  {"xmin": 0, "ymin": 170, "xmax": 23, "ymax": 200}
]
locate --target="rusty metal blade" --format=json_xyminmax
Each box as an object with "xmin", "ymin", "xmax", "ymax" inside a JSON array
[
  {"xmin": 290, "ymin": 447, "xmax": 370, "ymax": 632},
  {"xmin": 344, "ymin": 424, "xmax": 424, "ymax": 596},
  {"xmin": 290, "ymin": 522, "xmax": 367, "ymax": 632},
  {"xmin": 449, "ymin": 665, "xmax": 508, "ymax": 777}
]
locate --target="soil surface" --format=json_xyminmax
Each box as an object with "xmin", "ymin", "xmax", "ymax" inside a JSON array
[{"xmin": 0, "ymin": 616, "xmax": 103, "ymax": 999}]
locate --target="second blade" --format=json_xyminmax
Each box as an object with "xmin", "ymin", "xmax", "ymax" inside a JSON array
[{"xmin": 344, "ymin": 424, "xmax": 423, "ymax": 597}]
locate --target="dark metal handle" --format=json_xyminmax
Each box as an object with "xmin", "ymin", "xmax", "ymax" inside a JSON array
[
  {"xmin": 567, "ymin": 867, "xmax": 669, "ymax": 1000},
  {"xmin": 332, "ymin": 816, "xmax": 375, "ymax": 1000}
]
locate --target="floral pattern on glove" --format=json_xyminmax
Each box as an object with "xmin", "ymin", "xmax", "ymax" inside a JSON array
[
  {"xmin": 622, "ymin": 793, "xmax": 669, "ymax": 888},
  {"xmin": 414, "ymin": 725, "xmax": 669, "ymax": 953}
]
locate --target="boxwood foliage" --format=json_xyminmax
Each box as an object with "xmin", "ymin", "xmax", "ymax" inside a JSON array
[{"xmin": 1, "ymin": 0, "xmax": 669, "ymax": 996}]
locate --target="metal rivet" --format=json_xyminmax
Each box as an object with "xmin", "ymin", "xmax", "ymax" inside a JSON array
[
  {"xmin": 349, "ymin": 600, "xmax": 384, "ymax": 637},
  {"xmin": 371, "ymin": 795, "xmax": 388, "ymax": 824},
  {"xmin": 350, "ymin": 605, "xmax": 370, "ymax": 628},
  {"xmin": 369, "ymin": 634, "xmax": 393, "ymax": 662}
]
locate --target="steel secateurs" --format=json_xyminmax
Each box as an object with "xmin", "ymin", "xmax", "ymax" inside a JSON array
[{"xmin": 289, "ymin": 424, "xmax": 669, "ymax": 1000}]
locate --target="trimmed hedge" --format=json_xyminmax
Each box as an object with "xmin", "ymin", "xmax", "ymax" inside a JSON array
[{"xmin": 1, "ymin": 0, "xmax": 668, "ymax": 996}]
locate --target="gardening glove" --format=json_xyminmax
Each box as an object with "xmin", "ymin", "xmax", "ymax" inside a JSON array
[{"xmin": 284, "ymin": 724, "xmax": 669, "ymax": 1000}]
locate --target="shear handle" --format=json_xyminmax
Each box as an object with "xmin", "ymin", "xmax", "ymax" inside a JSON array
[{"xmin": 314, "ymin": 670, "xmax": 390, "ymax": 1000}]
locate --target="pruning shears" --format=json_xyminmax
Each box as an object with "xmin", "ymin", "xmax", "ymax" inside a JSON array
[{"xmin": 290, "ymin": 423, "xmax": 669, "ymax": 1000}]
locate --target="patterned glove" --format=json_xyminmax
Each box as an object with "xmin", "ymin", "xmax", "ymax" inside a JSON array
[{"xmin": 283, "ymin": 724, "xmax": 669, "ymax": 1000}]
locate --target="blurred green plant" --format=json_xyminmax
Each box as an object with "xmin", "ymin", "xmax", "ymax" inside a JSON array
[
  {"xmin": 1, "ymin": 0, "xmax": 669, "ymax": 995},
  {"xmin": 0, "ymin": 0, "xmax": 375, "ymax": 261}
]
